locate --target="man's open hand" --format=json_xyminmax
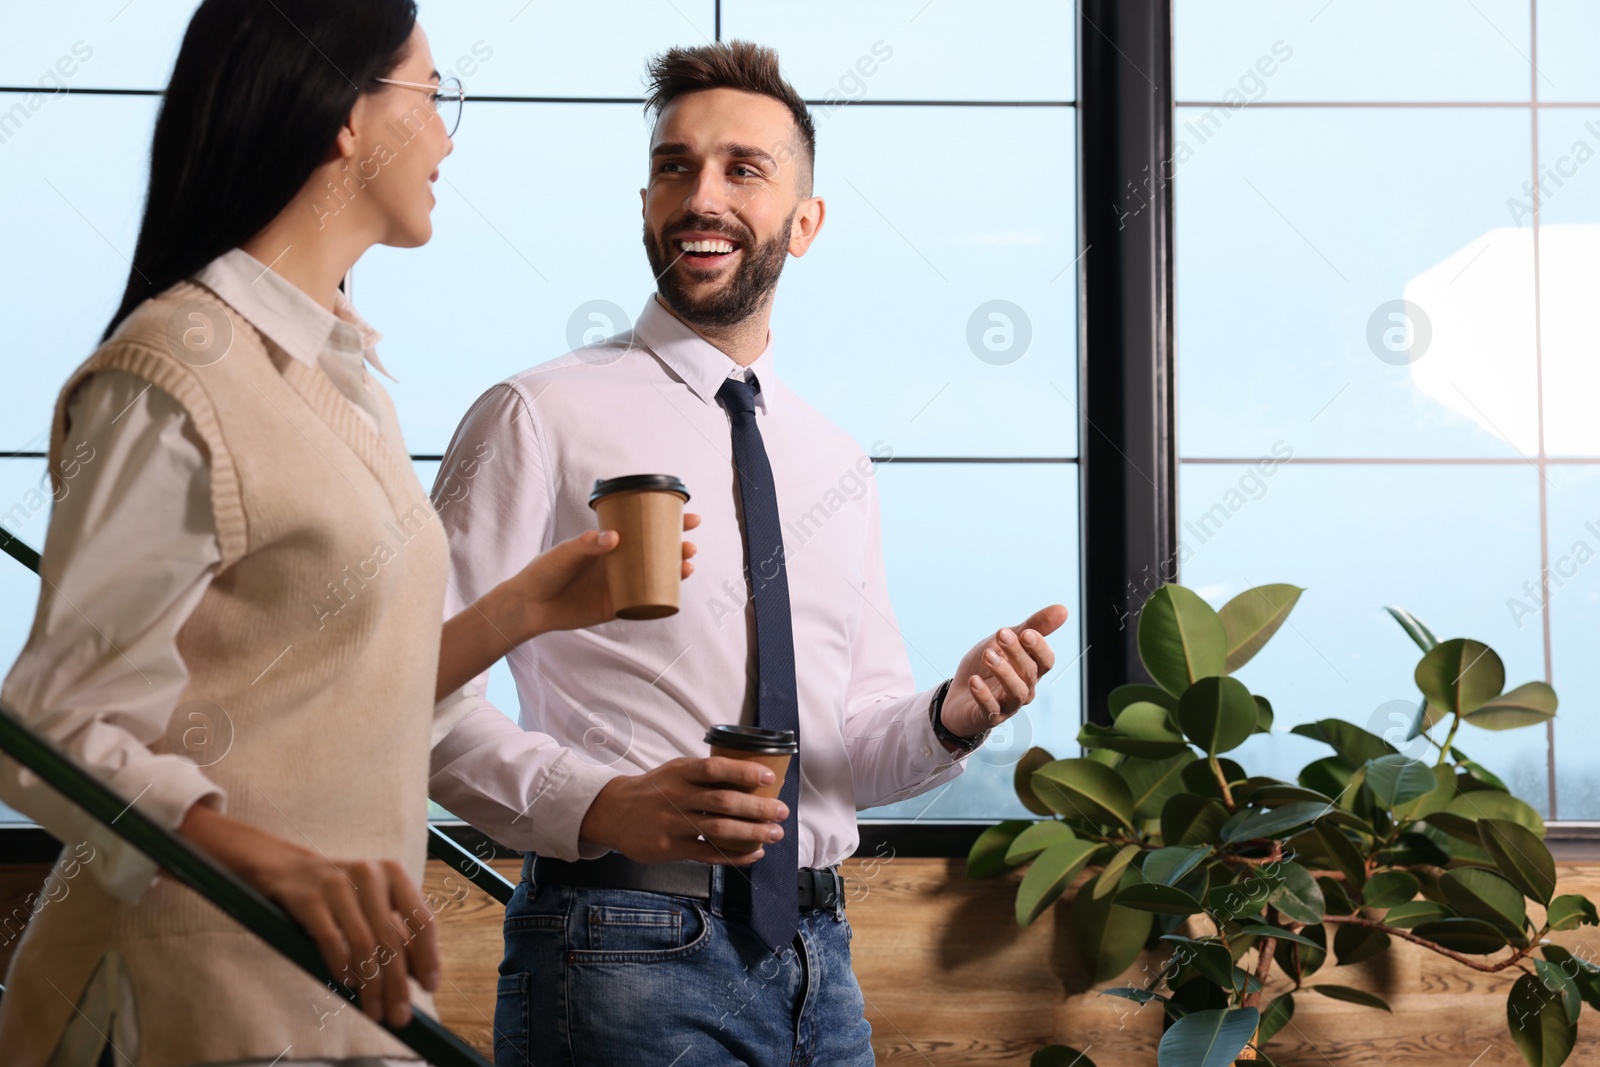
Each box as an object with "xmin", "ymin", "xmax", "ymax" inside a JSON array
[{"xmin": 938, "ymin": 604, "xmax": 1069, "ymax": 743}]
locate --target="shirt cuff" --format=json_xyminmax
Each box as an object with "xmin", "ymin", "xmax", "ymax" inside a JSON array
[
  {"xmin": 538, "ymin": 751, "xmax": 627, "ymax": 860},
  {"xmin": 92, "ymin": 762, "xmax": 226, "ymax": 904}
]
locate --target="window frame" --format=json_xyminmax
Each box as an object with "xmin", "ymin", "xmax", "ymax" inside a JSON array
[{"xmin": 0, "ymin": 2, "xmax": 1163, "ymax": 858}]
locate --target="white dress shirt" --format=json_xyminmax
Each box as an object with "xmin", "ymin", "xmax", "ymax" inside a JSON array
[
  {"xmin": 0, "ymin": 248, "xmax": 412, "ymax": 1067},
  {"xmin": 426, "ymin": 294, "xmax": 971, "ymax": 872}
]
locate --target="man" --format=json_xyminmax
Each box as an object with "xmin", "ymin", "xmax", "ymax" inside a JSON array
[{"xmin": 427, "ymin": 40, "xmax": 1067, "ymax": 1066}]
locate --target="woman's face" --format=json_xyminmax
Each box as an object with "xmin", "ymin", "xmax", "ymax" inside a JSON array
[{"xmin": 345, "ymin": 24, "xmax": 453, "ymax": 248}]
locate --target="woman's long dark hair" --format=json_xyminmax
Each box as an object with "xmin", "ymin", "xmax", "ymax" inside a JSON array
[{"xmin": 103, "ymin": 0, "xmax": 418, "ymax": 340}]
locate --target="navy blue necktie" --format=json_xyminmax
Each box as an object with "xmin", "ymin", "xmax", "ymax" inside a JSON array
[{"xmin": 716, "ymin": 374, "xmax": 800, "ymax": 954}]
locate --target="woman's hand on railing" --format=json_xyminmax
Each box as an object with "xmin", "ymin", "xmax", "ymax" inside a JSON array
[{"xmin": 180, "ymin": 802, "xmax": 441, "ymax": 1027}]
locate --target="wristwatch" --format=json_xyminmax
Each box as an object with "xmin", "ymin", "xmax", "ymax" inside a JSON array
[{"xmin": 929, "ymin": 677, "xmax": 989, "ymax": 754}]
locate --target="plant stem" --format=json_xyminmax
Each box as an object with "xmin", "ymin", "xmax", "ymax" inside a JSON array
[
  {"xmin": 1210, "ymin": 755, "xmax": 1237, "ymax": 810},
  {"xmin": 1320, "ymin": 914, "xmax": 1540, "ymax": 973},
  {"xmin": 1434, "ymin": 714, "xmax": 1463, "ymax": 769},
  {"xmin": 1242, "ymin": 934, "xmax": 1278, "ymax": 1010}
]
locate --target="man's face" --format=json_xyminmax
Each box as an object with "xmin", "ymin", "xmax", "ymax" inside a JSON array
[{"xmin": 642, "ymin": 87, "xmax": 821, "ymax": 329}]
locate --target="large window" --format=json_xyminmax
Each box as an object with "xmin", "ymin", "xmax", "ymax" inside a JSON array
[
  {"xmin": 0, "ymin": 2, "xmax": 1082, "ymax": 826},
  {"xmin": 1173, "ymin": 0, "xmax": 1600, "ymax": 818}
]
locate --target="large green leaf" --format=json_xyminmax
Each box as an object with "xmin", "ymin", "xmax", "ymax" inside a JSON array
[
  {"xmin": 1392, "ymin": 763, "xmax": 1456, "ymax": 821},
  {"xmin": 1385, "ymin": 605, "xmax": 1439, "ymax": 653},
  {"xmin": 1160, "ymin": 936, "xmax": 1241, "ymax": 990},
  {"xmin": 1138, "ymin": 585, "xmax": 1229, "ymax": 696},
  {"xmin": 1033, "ymin": 759, "xmax": 1137, "ymax": 831},
  {"xmin": 1275, "ymin": 923, "xmax": 1327, "ymax": 982},
  {"xmin": 1332, "ymin": 922, "xmax": 1390, "ymax": 966},
  {"xmin": 1217, "ymin": 583, "xmax": 1303, "ymax": 673},
  {"xmin": 1364, "ymin": 754, "xmax": 1436, "ymax": 808},
  {"xmin": 1016, "ymin": 838, "xmax": 1101, "ymax": 926},
  {"xmin": 1534, "ymin": 959, "xmax": 1584, "ymax": 1026},
  {"xmin": 1415, "ymin": 638, "xmax": 1506, "ymax": 719},
  {"xmin": 1291, "ymin": 719, "xmax": 1397, "ymax": 768},
  {"xmin": 1236, "ymin": 924, "xmax": 1324, "ymax": 951},
  {"xmin": 1014, "ymin": 747, "xmax": 1056, "ymax": 816},
  {"xmin": 1310, "ymin": 985, "xmax": 1392, "ymax": 1012},
  {"xmin": 1319, "ymin": 876, "xmax": 1357, "ymax": 917},
  {"xmin": 1362, "ymin": 870, "xmax": 1421, "ymax": 909},
  {"xmin": 1508, "ymin": 972, "xmax": 1578, "ymax": 1067},
  {"xmin": 1079, "ymin": 702, "xmax": 1192, "ymax": 759},
  {"xmin": 1177, "ymin": 676, "xmax": 1258, "ymax": 755},
  {"xmin": 1258, "ymin": 993, "xmax": 1295, "ymax": 1045},
  {"xmin": 1441, "ymin": 867, "xmax": 1528, "ymax": 932},
  {"xmin": 1467, "ymin": 681, "xmax": 1559, "ymax": 731},
  {"xmin": 1162, "ymin": 795, "xmax": 1229, "ymax": 848},
  {"xmin": 1092, "ymin": 844, "xmax": 1144, "ymax": 901},
  {"xmin": 1446, "ymin": 791, "xmax": 1546, "ymax": 838},
  {"xmin": 1005, "ymin": 820, "xmax": 1077, "ymax": 866},
  {"xmin": 1410, "ymin": 918, "xmax": 1510, "ymax": 954},
  {"xmin": 1207, "ymin": 869, "xmax": 1285, "ymax": 923},
  {"xmin": 1244, "ymin": 783, "xmax": 1333, "ymax": 808},
  {"xmin": 967, "ymin": 820, "xmax": 1030, "ymax": 879},
  {"xmin": 1074, "ymin": 865, "xmax": 1153, "ymax": 981},
  {"xmin": 1298, "ymin": 756, "xmax": 1355, "ymax": 803},
  {"xmin": 1142, "ymin": 845, "xmax": 1212, "ymax": 886},
  {"xmin": 1480, "ymin": 819, "xmax": 1557, "ymax": 906},
  {"xmin": 1382, "ymin": 900, "xmax": 1453, "ymax": 928},
  {"xmin": 1108, "ymin": 683, "xmax": 1179, "ymax": 716},
  {"xmin": 1254, "ymin": 695, "xmax": 1275, "ymax": 734},
  {"xmin": 1313, "ymin": 821, "xmax": 1369, "ymax": 890},
  {"xmin": 1544, "ymin": 946, "xmax": 1600, "ymax": 1011},
  {"xmin": 1123, "ymin": 752, "xmax": 1198, "ymax": 821},
  {"xmin": 1268, "ymin": 861, "xmax": 1326, "ymax": 925},
  {"xmin": 1156, "ymin": 1007, "xmax": 1260, "ymax": 1067},
  {"xmin": 1545, "ymin": 894, "xmax": 1600, "ymax": 932},
  {"xmin": 1183, "ymin": 757, "xmax": 1246, "ymax": 801},
  {"xmin": 1116, "ymin": 883, "xmax": 1205, "ymax": 915},
  {"xmin": 1221, "ymin": 801, "xmax": 1330, "ymax": 844}
]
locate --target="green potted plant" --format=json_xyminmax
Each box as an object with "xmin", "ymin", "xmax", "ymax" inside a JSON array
[{"xmin": 968, "ymin": 582, "xmax": 1595, "ymax": 1067}]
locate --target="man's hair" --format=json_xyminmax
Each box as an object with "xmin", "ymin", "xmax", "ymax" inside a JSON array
[{"xmin": 644, "ymin": 40, "xmax": 815, "ymax": 195}]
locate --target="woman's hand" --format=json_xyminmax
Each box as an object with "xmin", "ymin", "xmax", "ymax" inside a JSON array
[
  {"xmin": 179, "ymin": 803, "xmax": 439, "ymax": 1028},
  {"xmin": 511, "ymin": 512, "xmax": 701, "ymax": 635}
]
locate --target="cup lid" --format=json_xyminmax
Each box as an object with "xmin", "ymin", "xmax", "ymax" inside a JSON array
[
  {"xmin": 705, "ymin": 724, "xmax": 797, "ymax": 755},
  {"xmin": 589, "ymin": 474, "xmax": 690, "ymax": 507}
]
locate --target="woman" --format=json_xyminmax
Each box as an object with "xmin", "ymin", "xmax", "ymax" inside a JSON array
[{"xmin": 0, "ymin": 2, "xmax": 696, "ymax": 1064}]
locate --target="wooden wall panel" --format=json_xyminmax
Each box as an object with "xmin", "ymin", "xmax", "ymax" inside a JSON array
[{"xmin": 3, "ymin": 856, "xmax": 1599, "ymax": 1065}]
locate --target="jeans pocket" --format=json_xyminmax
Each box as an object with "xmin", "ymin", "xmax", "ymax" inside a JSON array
[
  {"xmin": 573, "ymin": 894, "xmax": 712, "ymax": 963},
  {"xmin": 492, "ymin": 971, "xmax": 531, "ymax": 1066}
]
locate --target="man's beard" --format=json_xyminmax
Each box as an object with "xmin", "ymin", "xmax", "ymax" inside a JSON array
[{"xmin": 645, "ymin": 211, "xmax": 794, "ymax": 329}]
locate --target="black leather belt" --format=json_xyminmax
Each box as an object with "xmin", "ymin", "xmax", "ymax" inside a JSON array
[{"xmin": 522, "ymin": 851, "xmax": 846, "ymax": 916}]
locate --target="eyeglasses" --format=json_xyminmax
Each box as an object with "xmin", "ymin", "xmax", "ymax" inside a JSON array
[{"xmin": 373, "ymin": 75, "xmax": 465, "ymax": 137}]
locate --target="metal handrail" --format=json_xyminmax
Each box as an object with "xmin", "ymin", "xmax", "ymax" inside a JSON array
[
  {"xmin": 427, "ymin": 822, "xmax": 516, "ymax": 905},
  {"xmin": 0, "ymin": 700, "xmax": 490, "ymax": 1066},
  {"xmin": 0, "ymin": 533, "xmax": 517, "ymax": 907}
]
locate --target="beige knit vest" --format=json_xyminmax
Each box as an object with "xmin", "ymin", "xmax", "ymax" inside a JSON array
[{"xmin": 0, "ymin": 280, "xmax": 448, "ymax": 1066}]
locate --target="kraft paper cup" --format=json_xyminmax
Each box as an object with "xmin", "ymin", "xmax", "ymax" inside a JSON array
[
  {"xmin": 588, "ymin": 474, "xmax": 690, "ymax": 620},
  {"xmin": 703, "ymin": 724, "xmax": 797, "ymax": 856}
]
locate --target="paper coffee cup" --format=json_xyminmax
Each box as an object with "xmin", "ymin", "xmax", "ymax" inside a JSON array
[
  {"xmin": 588, "ymin": 474, "xmax": 691, "ymax": 620},
  {"xmin": 703, "ymin": 724, "xmax": 797, "ymax": 856}
]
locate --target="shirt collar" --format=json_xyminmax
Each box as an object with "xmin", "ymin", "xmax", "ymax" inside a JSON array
[
  {"xmin": 193, "ymin": 247, "xmax": 396, "ymax": 381},
  {"xmin": 634, "ymin": 293, "xmax": 777, "ymax": 413}
]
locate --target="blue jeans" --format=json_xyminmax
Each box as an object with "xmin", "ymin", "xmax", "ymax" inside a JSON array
[{"xmin": 492, "ymin": 861, "xmax": 875, "ymax": 1066}]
